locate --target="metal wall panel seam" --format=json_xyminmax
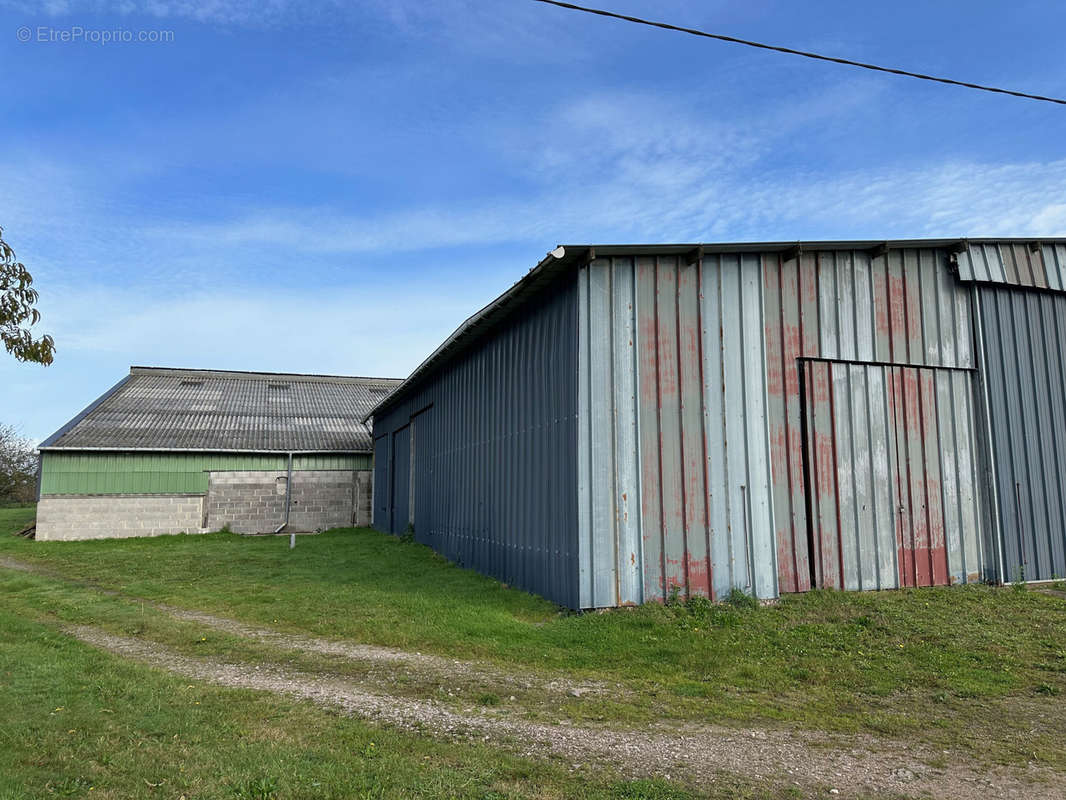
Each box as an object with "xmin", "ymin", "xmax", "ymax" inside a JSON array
[
  {"xmin": 1006, "ymin": 289, "xmax": 1040, "ymax": 575},
  {"xmin": 1033, "ymin": 294, "xmax": 1066, "ymax": 575},
  {"xmin": 611, "ymin": 257, "xmax": 643, "ymax": 605},
  {"xmin": 753, "ymin": 254, "xmax": 780, "ymax": 598},
  {"xmin": 936, "ymin": 371, "xmax": 962, "ymax": 581},
  {"xmin": 974, "ymin": 290, "xmax": 1004, "ymax": 582},
  {"xmin": 577, "ymin": 266, "xmax": 592, "ymax": 608},
  {"xmin": 706, "ymin": 256, "xmax": 733, "ymax": 597},
  {"xmin": 960, "ymin": 371, "xmax": 984, "ymax": 581},
  {"xmin": 1024, "ymin": 295, "xmax": 1058, "ymax": 576},
  {"xmin": 695, "ymin": 254, "xmax": 714, "ymax": 600},
  {"xmin": 631, "ymin": 257, "xmax": 647, "ymax": 605}
]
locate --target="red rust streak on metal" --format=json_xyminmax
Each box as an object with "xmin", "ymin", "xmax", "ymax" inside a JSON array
[
  {"xmin": 903, "ymin": 258, "xmax": 923, "ymax": 362},
  {"xmin": 810, "ymin": 362, "xmax": 839, "ymax": 590},
  {"xmin": 888, "ymin": 270, "xmax": 906, "ymax": 363},
  {"xmin": 901, "ymin": 368, "xmax": 928, "ymax": 587},
  {"xmin": 764, "ymin": 255, "xmax": 798, "ymax": 594},
  {"xmin": 827, "ymin": 367, "xmax": 846, "ymax": 592},
  {"xmin": 886, "ymin": 368, "xmax": 912, "ymax": 589},
  {"xmin": 636, "ymin": 260, "xmax": 664, "ymax": 603}
]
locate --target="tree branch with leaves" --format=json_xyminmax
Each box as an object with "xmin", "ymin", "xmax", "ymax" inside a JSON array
[{"xmin": 1, "ymin": 226, "xmax": 54, "ymax": 365}]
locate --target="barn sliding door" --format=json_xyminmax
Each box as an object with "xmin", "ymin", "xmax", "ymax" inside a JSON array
[{"xmin": 800, "ymin": 359, "xmax": 985, "ymax": 590}]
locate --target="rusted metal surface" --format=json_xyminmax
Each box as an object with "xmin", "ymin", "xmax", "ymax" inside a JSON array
[
  {"xmin": 368, "ymin": 240, "xmax": 1042, "ymax": 608},
  {"xmin": 800, "ymin": 360, "xmax": 986, "ymax": 589},
  {"xmin": 577, "ymin": 258, "xmax": 643, "ymax": 607},
  {"xmin": 978, "ymin": 286, "xmax": 1066, "ymax": 583},
  {"xmin": 763, "ymin": 248, "xmax": 976, "ymax": 592},
  {"xmin": 580, "ymin": 253, "xmax": 777, "ymax": 604},
  {"xmin": 956, "ymin": 242, "xmax": 1066, "ymax": 291}
]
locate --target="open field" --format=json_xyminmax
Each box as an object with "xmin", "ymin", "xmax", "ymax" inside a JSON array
[{"xmin": 2, "ymin": 505, "xmax": 1065, "ymax": 798}]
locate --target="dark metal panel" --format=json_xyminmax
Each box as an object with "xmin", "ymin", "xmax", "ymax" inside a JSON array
[
  {"xmin": 390, "ymin": 425, "xmax": 410, "ymax": 534},
  {"xmin": 372, "ymin": 435, "xmax": 389, "ymax": 531},
  {"xmin": 371, "ymin": 278, "xmax": 580, "ymax": 609},
  {"xmin": 979, "ymin": 287, "xmax": 1066, "ymax": 582}
]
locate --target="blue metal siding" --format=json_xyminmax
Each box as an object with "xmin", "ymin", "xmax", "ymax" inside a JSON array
[
  {"xmin": 372, "ymin": 278, "xmax": 580, "ymax": 608},
  {"xmin": 978, "ymin": 286, "xmax": 1066, "ymax": 582},
  {"xmin": 390, "ymin": 425, "xmax": 411, "ymax": 534},
  {"xmin": 373, "ymin": 435, "xmax": 390, "ymax": 530}
]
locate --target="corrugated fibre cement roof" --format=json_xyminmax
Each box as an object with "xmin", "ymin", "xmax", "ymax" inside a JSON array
[{"xmin": 41, "ymin": 367, "xmax": 403, "ymax": 453}]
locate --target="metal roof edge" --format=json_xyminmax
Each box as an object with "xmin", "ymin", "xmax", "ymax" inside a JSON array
[
  {"xmin": 38, "ymin": 447, "xmax": 373, "ymax": 455},
  {"xmin": 364, "ymin": 237, "xmax": 1066, "ymax": 421},
  {"xmin": 362, "ymin": 244, "xmax": 581, "ymax": 422},
  {"xmin": 38, "ymin": 373, "xmax": 133, "ymax": 449},
  {"xmin": 129, "ymin": 365, "xmax": 404, "ymax": 385}
]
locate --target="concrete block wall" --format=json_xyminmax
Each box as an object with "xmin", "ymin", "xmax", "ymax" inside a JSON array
[
  {"xmin": 354, "ymin": 470, "xmax": 372, "ymax": 527},
  {"xmin": 206, "ymin": 470, "xmax": 373, "ymax": 534},
  {"xmin": 36, "ymin": 495, "xmax": 205, "ymax": 541}
]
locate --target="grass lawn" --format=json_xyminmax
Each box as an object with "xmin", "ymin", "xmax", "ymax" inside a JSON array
[
  {"xmin": 2, "ymin": 504, "xmax": 1066, "ymax": 782},
  {"xmin": 0, "ymin": 601, "xmax": 740, "ymax": 800}
]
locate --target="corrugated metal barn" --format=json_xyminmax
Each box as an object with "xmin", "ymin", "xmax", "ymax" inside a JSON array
[
  {"xmin": 37, "ymin": 367, "xmax": 400, "ymax": 540},
  {"xmin": 368, "ymin": 238, "xmax": 1066, "ymax": 609}
]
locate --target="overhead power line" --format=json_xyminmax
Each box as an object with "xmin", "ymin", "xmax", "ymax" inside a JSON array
[{"xmin": 531, "ymin": 0, "xmax": 1066, "ymax": 106}]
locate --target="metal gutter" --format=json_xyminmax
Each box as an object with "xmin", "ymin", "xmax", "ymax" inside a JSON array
[{"xmin": 274, "ymin": 452, "xmax": 295, "ymax": 547}]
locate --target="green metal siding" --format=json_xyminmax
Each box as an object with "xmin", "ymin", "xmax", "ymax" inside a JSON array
[{"xmin": 39, "ymin": 452, "xmax": 372, "ymax": 496}]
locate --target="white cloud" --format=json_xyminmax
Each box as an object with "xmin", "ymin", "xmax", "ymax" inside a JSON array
[{"xmin": 0, "ymin": 280, "xmax": 484, "ymax": 442}]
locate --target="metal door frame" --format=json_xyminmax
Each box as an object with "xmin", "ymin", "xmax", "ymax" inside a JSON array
[{"xmin": 796, "ymin": 356, "xmax": 978, "ymax": 590}]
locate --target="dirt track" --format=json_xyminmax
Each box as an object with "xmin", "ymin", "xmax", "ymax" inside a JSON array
[{"xmin": 3, "ymin": 555, "xmax": 1062, "ymax": 799}]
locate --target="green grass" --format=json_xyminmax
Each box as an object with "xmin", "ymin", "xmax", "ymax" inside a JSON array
[
  {"xmin": 3, "ymin": 507, "xmax": 1066, "ymax": 771},
  {"xmin": 0, "ymin": 503, "xmax": 35, "ymax": 534},
  {"xmin": 1, "ymin": 602, "xmax": 762, "ymax": 800}
]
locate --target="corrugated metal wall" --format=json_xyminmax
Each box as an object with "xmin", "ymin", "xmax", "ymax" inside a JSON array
[
  {"xmin": 577, "ymin": 259, "xmax": 643, "ymax": 606},
  {"xmin": 373, "ymin": 280, "xmax": 580, "ymax": 608},
  {"xmin": 801, "ymin": 360, "xmax": 986, "ymax": 590},
  {"xmin": 579, "ymin": 254, "xmax": 777, "ymax": 604},
  {"xmin": 39, "ymin": 452, "xmax": 371, "ymax": 495},
  {"xmin": 763, "ymin": 248, "xmax": 977, "ymax": 592},
  {"xmin": 372, "ymin": 436, "xmax": 389, "ymax": 530},
  {"xmin": 978, "ymin": 286, "xmax": 1066, "ymax": 582},
  {"xmin": 957, "ymin": 242, "xmax": 1066, "ymax": 291},
  {"xmin": 390, "ymin": 425, "xmax": 411, "ymax": 534}
]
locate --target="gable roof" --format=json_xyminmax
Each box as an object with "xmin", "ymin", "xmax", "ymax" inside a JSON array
[
  {"xmin": 41, "ymin": 367, "xmax": 402, "ymax": 453},
  {"xmin": 365, "ymin": 238, "xmax": 1066, "ymax": 421}
]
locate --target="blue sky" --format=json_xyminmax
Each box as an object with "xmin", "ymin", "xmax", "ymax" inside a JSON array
[{"xmin": 2, "ymin": 0, "xmax": 1065, "ymax": 442}]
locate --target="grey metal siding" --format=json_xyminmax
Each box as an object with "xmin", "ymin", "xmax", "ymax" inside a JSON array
[
  {"xmin": 978, "ymin": 286, "xmax": 1066, "ymax": 582},
  {"xmin": 800, "ymin": 360, "xmax": 987, "ymax": 589},
  {"xmin": 579, "ymin": 254, "xmax": 777, "ymax": 604},
  {"xmin": 373, "ymin": 279, "xmax": 580, "ymax": 608},
  {"xmin": 763, "ymin": 248, "xmax": 977, "ymax": 592},
  {"xmin": 957, "ymin": 242, "xmax": 1066, "ymax": 293}
]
